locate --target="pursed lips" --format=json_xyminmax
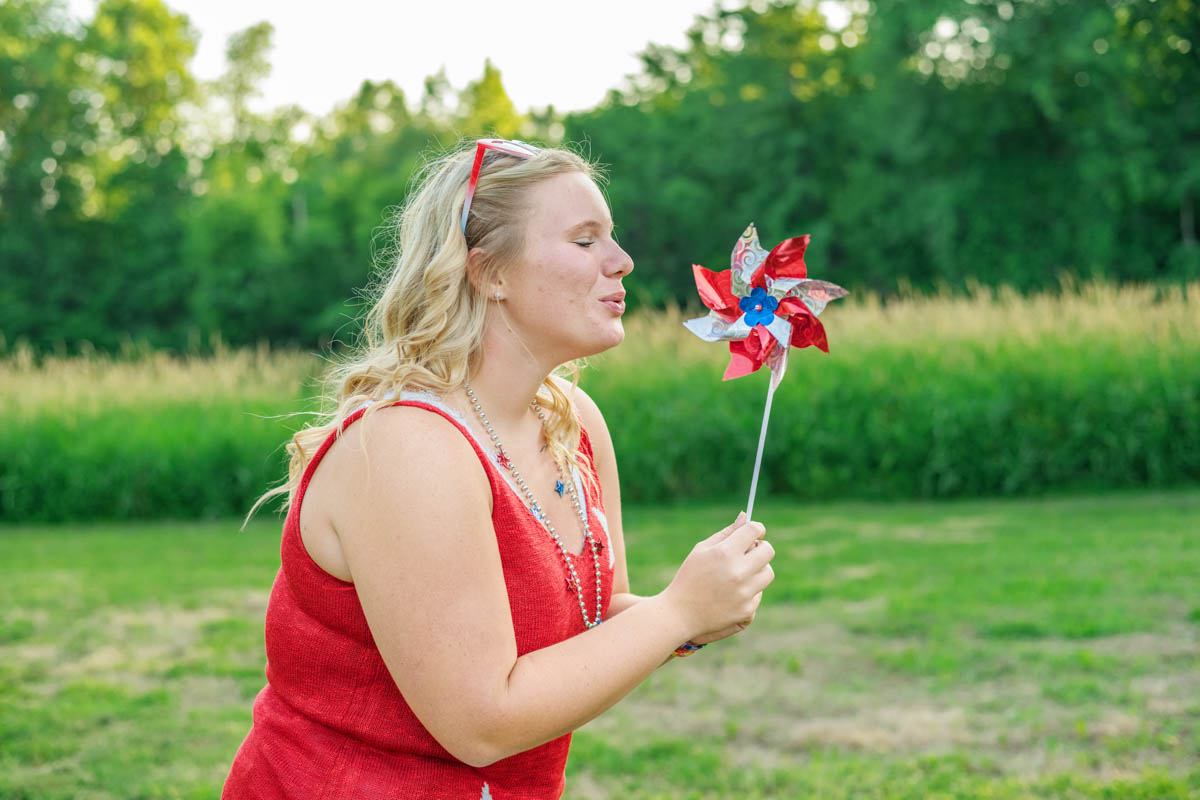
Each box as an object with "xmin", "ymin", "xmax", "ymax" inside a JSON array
[{"xmin": 599, "ymin": 291, "xmax": 626, "ymax": 314}]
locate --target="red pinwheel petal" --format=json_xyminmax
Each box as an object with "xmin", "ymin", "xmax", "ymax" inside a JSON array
[
  {"xmin": 722, "ymin": 328, "xmax": 780, "ymax": 380},
  {"xmin": 789, "ymin": 310, "xmax": 830, "ymax": 353},
  {"xmin": 692, "ymin": 264, "xmax": 739, "ymax": 317},
  {"xmin": 755, "ymin": 325, "xmax": 774, "ymax": 352},
  {"xmin": 724, "ymin": 339, "xmax": 765, "ymax": 380},
  {"xmin": 778, "ymin": 298, "xmax": 808, "ymax": 316},
  {"xmin": 754, "ymin": 234, "xmax": 810, "ymax": 284}
]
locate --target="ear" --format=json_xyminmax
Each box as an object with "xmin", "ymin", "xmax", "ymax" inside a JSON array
[{"xmin": 465, "ymin": 247, "xmax": 502, "ymax": 299}]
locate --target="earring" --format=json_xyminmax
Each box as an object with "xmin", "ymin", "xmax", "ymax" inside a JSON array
[{"xmin": 494, "ymin": 291, "xmax": 503, "ymax": 301}]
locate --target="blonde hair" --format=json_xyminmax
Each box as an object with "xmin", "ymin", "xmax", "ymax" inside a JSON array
[{"xmin": 250, "ymin": 141, "xmax": 601, "ymax": 519}]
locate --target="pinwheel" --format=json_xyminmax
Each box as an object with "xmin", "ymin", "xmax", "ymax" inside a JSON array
[{"xmin": 684, "ymin": 223, "xmax": 847, "ymax": 518}]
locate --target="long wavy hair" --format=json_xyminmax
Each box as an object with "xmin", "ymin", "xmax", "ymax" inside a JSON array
[{"xmin": 250, "ymin": 141, "xmax": 601, "ymax": 520}]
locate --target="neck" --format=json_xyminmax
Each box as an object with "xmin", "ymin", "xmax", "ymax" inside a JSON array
[{"xmin": 463, "ymin": 315, "xmax": 557, "ymax": 429}]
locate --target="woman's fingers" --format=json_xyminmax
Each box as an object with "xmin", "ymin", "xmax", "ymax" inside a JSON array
[
  {"xmin": 746, "ymin": 538, "xmax": 775, "ymax": 568},
  {"xmin": 747, "ymin": 591, "xmax": 763, "ymax": 615},
  {"xmin": 749, "ymin": 563, "xmax": 775, "ymax": 594},
  {"xmin": 723, "ymin": 520, "xmax": 766, "ymax": 554}
]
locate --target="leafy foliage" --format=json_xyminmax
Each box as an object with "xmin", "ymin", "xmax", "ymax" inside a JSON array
[
  {"xmin": 568, "ymin": 0, "xmax": 1200, "ymax": 302},
  {"xmin": 1, "ymin": 0, "xmax": 1196, "ymax": 351},
  {"xmin": 0, "ymin": 0, "xmax": 541, "ymax": 351}
]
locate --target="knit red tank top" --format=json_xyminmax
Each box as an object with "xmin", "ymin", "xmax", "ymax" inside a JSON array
[{"xmin": 222, "ymin": 398, "xmax": 615, "ymax": 799}]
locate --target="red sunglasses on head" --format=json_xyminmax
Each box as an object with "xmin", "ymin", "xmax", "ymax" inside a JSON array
[{"xmin": 460, "ymin": 138, "xmax": 540, "ymax": 235}]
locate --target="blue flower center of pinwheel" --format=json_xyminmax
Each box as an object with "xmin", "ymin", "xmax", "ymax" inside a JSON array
[{"xmin": 739, "ymin": 287, "xmax": 778, "ymax": 327}]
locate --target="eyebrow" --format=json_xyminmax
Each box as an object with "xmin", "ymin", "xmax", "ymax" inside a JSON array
[{"xmin": 566, "ymin": 219, "xmax": 614, "ymax": 236}]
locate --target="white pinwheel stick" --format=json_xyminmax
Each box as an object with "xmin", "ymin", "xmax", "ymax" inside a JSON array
[{"xmin": 745, "ymin": 348, "xmax": 787, "ymax": 521}]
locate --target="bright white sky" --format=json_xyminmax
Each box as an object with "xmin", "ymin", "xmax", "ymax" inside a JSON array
[{"xmin": 68, "ymin": 0, "xmax": 740, "ymax": 115}]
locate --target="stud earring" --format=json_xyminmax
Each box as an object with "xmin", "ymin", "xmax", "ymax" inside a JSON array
[{"xmin": 494, "ymin": 291, "xmax": 503, "ymax": 301}]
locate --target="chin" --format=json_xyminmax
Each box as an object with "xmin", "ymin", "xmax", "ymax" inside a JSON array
[
  {"xmin": 599, "ymin": 319, "xmax": 626, "ymax": 350},
  {"xmin": 575, "ymin": 322, "xmax": 625, "ymax": 359}
]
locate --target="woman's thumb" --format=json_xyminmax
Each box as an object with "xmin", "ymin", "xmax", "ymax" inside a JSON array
[{"xmin": 703, "ymin": 511, "xmax": 747, "ymax": 545}]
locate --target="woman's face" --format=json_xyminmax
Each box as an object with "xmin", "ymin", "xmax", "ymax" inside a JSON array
[{"xmin": 497, "ymin": 171, "xmax": 635, "ymax": 364}]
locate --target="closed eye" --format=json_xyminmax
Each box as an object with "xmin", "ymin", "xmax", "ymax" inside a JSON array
[{"xmin": 574, "ymin": 240, "xmax": 595, "ymax": 248}]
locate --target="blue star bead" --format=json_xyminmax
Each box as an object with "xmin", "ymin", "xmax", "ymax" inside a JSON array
[
  {"xmin": 555, "ymin": 480, "xmax": 566, "ymax": 497},
  {"xmin": 739, "ymin": 286, "xmax": 779, "ymax": 327}
]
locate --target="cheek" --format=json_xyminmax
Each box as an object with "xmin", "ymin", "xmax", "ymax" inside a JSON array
[{"xmin": 546, "ymin": 260, "xmax": 597, "ymax": 303}]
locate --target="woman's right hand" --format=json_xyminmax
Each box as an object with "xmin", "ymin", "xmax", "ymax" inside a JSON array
[{"xmin": 661, "ymin": 512, "xmax": 776, "ymax": 640}]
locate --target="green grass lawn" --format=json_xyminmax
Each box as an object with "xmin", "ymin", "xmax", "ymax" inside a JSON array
[{"xmin": 2, "ymin": 491, "xmax": 1198, "ymax": 799}]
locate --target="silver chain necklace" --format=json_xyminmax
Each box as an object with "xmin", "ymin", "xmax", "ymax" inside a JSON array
[{"xmin": 464, "ymin": 382, "xmax": 604, "ymax": 629}]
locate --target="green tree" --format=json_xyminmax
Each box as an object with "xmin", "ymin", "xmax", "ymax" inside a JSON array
[
  {"xmin": 567, "ymin": 0, "xmax": 1199, "ymax": 302},
  {"xmin": 456, "ymin": 58, "xmax": 525, "ymax": 139},
  {"xmin": 220, "ymin": 21, "xmax": 272, "ymax": 142},
  {"xmin": 1, "ymin": 0, "xmax": 197, "ymax": 350}
]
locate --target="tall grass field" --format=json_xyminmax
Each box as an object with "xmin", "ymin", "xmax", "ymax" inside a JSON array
[{"xmin": 1, "ymin": 282, "xmax": 1196, "ymax": 522}]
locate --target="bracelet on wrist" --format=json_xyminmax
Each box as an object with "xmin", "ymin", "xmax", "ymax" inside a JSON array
[{"xmin": 673, "ymin": 640, "xmax": 706, "ymax": 658}]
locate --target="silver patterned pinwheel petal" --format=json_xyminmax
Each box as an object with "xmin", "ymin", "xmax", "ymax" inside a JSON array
[
  {"xmin": 776, "ymin": 279, "xmax": 848, "ymax": 316},
  {"xmin": 683, "ymin": 311, "xmax": 789, "ymax": 349},
  {"xmin": 687, "ymin": 280, "xmax": 845, "ymax": 349},
  {"xmin": 683, "ymin": 312, "xmax": 753, "ymax": 342},
  {"xmin": 766, "ymin": 341, "xmax": 790, "ymax": 388},
  {"xmin": 764, "ymin": 315, "xmax": 793, "ymax": 349},
  {"xmin": 766, "ymin": 276, "xmax": 804, "ymax": 300},
  {"xmin": 730, "ymin": 223, "xmax": 768, "ymax": 298}
]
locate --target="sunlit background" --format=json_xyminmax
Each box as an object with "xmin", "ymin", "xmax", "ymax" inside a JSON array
[
  {"xmin": 2, "ymin": 2, "xmax": 1198, "ymax": 798},
  {"xmin": 64, "ymin": 0, "xmax": 747, "ymax": 115}
]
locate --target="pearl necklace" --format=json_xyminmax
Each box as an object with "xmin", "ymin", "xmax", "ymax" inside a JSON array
[{"xmin": 465, "ymin": 383, "xmax": 604, "ymax": 629}]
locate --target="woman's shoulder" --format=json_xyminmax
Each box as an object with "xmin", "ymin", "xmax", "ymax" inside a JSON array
[
  {"xmin": 298, "ymin": 396, "xmax": 492, "ymax": 581},
  {"xmin": 327, "ymin": 399, "xmax": 487, "ymax": 487}
]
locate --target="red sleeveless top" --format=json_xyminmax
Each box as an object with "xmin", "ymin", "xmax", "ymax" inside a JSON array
[{"xmin": 223, "ymin": 398, "xmax": 615, "ymax": 799}]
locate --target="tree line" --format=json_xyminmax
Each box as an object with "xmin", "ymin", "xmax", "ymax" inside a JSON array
[{"xmin": 2, "ymin": 0, "xmax": 1195, "ymax": 353}]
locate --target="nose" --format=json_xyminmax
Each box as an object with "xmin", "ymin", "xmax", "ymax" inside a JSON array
[{"xmin": 607, "ymin": 241, "xmax": 634, "ymax": 278}]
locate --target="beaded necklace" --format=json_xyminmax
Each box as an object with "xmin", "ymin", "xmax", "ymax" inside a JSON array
[{"xmin": 464, "ymin": 383, "xmax": 604, "ymax": 629}]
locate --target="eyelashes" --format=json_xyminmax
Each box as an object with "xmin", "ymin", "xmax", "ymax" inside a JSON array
[{"xmin": 573, "ymin": 228, "xmax": 619, "ymax": 248}]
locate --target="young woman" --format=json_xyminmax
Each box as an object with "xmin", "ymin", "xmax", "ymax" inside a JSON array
[{"xmin": 222, "ymin": 140, "xmax": 776, "ymax": 799}]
